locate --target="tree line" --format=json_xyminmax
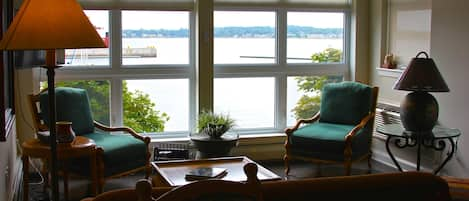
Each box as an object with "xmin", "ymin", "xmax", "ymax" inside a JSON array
[{"xmin": 122, "ymin": 26, "xmax": 342, "ymax": 38}]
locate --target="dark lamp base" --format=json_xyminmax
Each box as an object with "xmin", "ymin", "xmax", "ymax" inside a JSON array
[{"xmin": 400, "ymin": 91, "xmax": 439, "ymax": 134}]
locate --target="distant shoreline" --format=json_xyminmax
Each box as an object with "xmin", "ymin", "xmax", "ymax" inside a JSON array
[{"xmin": 122, "ymin": 25, "xmax": 343, "ymax": 39}]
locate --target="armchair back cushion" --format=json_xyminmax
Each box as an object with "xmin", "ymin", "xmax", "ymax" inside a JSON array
[
  {"xmin": 40, "ymin": 87, "xmax": 95, "ymax": 135},
  {"xmin": 319, "ymin": 81, "xmax": 372, "ymax": 125}
]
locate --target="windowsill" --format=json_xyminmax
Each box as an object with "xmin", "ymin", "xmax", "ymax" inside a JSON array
[
  {"xmin": 150, "ymin": 133, "xmax": 286, "ymax": 146},
  {"xmin": 376, "ymin": 67, "xmax": 404, "ymax": 78}
]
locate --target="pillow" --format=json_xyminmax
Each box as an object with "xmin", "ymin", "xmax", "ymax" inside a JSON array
[
  {"xmin": 40, "ymin": 87, "xmax": 95, "ymax": 135},
  {"xmin": 319, "ymin": 82, "xmax": 372, "ymax": 125}
]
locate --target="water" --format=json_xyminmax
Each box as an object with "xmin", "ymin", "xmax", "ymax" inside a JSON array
[{"xmin": 65, "ymin": 38, "xmax": 342, "ymax": 132}]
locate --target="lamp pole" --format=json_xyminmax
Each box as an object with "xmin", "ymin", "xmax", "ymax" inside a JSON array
[{"xmin": 46, "ymin": 49, "xmax": 59, "ymax": 201}]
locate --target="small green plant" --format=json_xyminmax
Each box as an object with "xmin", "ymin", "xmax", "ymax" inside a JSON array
[{"xmin": 197, "ymin": 110, "xmax": 235, "ymax": 138}]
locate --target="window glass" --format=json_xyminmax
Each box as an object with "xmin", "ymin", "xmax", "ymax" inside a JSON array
[
  {"xmin": 287, "ymin": 76, "xmax": 343, "ymax": 126},
  {"xmin": 287, "ymin": 12, "xmax": 344, "ymax": 64},
  {"xmin": 64, "ymin": 10, "xmax": 110, "ymax": 66},
  {"xmin": 122, "ymin": 11, "xmax": 190, "ymax": 65},
  {"xmin": 124, "ymin": 79, "xmax": 189, "ymax": 133},
  {"xmin": 53, "ymin": 80, "xmax": 111, "ymax": 125},
  {"xmin": 214, "ymin": 77, "xmax": 275, "ymax": 129},
  {"xmin": 214, "ymin": 11, "xmax": 275, "ymax": 64}
]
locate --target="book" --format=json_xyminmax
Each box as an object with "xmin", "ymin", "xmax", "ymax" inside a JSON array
[{"xmin": 185, "ymin": 167, "xmax": 228, "ymax": 181}]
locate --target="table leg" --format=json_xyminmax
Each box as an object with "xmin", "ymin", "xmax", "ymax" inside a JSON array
[
  {"xmin": 385, "ymin": 136, "xmax": 403, "ymax": 172},
  {"xmin": 434, "ymin": 138, "xmax": 456, "ymax": 175},
  {"xmin": 22, "ymin": 156, "xmax": 29, "ymax": 201}
]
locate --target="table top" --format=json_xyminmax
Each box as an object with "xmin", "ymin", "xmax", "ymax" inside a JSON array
[
  {"xmin": 377, "ymin": 124, "xmax": 461, "ymax": 139},
  {"xmin": 22, "ymin": 136, "xmax": 96, "ymax": 158},
  {"xmin": 152, "ymin": 156, "xmax": 281, "ymax": 186}
]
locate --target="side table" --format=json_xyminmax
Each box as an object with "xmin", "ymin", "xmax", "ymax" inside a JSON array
[
  {"xmin": 377, "ymin": 124, "xmax": 460, "ymax": 175},
  {"xmin": 22, "ymin": 136, "xmax": 98, "ymax": 201}
]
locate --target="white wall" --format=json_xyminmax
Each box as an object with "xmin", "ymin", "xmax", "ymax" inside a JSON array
[
  {"xmin": 430, "ymin": 0, "xmax": 469, "ymax": 177},
  {"xmin": 370, "ymin": 0, "xmax": 469, "ymax": 177}
]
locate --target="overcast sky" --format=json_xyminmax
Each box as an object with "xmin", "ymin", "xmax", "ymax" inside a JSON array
[{"xmin": 85, "ymin": 10, "xmax": 343, "ymax": 35}]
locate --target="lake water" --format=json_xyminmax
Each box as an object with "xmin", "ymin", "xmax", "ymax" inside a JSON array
[{"xmin": 65, "ymin": 38, "xmax": 342, "ymax": 132}]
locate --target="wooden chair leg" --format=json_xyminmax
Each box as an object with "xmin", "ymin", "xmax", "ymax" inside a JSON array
[
  {"xmin": 283, "ymin": 155, "xmax": 290, "ymax": 176},
  {"xmin": 96, "ymin": 147, "xmax": 105, "ymax": 193},
  {"xmin": 367, "ymin": 154, "xmax": 372, "ymax": 173},
  {"xmin": 344, "ymin": 160, "xmax": 351, "ymax": 176},
  {"xmin": 315, "ymin": 163, "xmax": 321, "ymax": 177}
]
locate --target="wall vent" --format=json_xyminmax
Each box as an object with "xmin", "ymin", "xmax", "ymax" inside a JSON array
[
  {"xmin": 153, "ymin": 142, "xmax": 193, "ymax": 161},
  {"xmin": 374, "ymin": 102, "xmax": 401, "ymax": 140}
]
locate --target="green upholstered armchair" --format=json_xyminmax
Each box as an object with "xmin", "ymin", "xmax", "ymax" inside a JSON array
[
  {"xmin": 284, "ymin": 82, "xmax": 378, "ymax": 176},
  {"xmin": 29, "ymin": 87, "xmax": 151, "ymax": 193}
]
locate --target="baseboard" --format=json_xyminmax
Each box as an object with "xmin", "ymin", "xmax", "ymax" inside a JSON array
[{"xmin": 10, "ymin": 159, "xmax": 23, "ymax": 201}]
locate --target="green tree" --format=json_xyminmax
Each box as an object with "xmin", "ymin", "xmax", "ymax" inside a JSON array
[
  {"xmin": 122, "ymin": 81, "xmax": 169, "ymax": 133},
  {"xmin": 54, "ymin": 80, "xmax": 169, "ymax": 133},
  {"xmin": 291, "ymin": 48, "xmax": 343, "ymax": 120}
]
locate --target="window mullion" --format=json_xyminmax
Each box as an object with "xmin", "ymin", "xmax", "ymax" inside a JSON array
[{"xmin": 110, "ymin": 10, "xmax": 123, "ymax": 126}]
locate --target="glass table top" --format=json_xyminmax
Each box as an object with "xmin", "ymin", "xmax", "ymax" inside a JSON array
[{"xmin": 377, "ymin": 124, "xmax": 461, "ymax": 139}]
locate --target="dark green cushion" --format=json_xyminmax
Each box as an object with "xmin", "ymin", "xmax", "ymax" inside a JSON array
[
  {"xmin": 40, "ymin": 87, "xmax": 95, "ymax": 135},
  {"xmin": 290, "ymin": 122, "xmax": 371, "ymax": 161},
  {"xmin": 70, "ymin": 132, "xmax": 147, "ymax": 177},
  {"xmin": 319, "ymin": 82, "xmax": 372, "ymax": 125}
]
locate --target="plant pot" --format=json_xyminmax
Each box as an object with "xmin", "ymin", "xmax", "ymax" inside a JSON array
[{"xmin": 190, "ymin": 132, "xmax": 239, "ymax": 159}]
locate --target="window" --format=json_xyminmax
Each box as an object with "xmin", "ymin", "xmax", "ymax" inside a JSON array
[
  {"xmin": 214, "ymin": 11, "xmax": 275, "ymax": 64},
  {"xmin": 287, "ymin": 12, "xmax": 344, "ymax": 63},
  {"xmin": 122, "ymin": 11, "xmax": 190, "ymax": 65},
  {"xmin": 55, "ymin": 3, "xmax": 350, "ymax": 138},
  {"xmin": 214, "ymin": 77, "xmax": 275, "ymax": 129},
  {"xmin": 124, "ymin": 79, "xmax": 189, "ymax": 133},
  {"xmin": 64, "ymin": 10, "xmax": 110, "ymax": 66}
]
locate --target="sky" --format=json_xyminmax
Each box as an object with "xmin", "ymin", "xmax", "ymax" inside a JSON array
[{"xmin": 85, "ymin": 10, "xmax": 344, "ymax": 34}]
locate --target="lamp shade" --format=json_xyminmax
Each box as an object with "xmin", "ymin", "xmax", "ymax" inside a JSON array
[
  {"xmin": 0, "ymin": 0, "xmax": 105, "ymax": 50},
  {"xmin": 393, "ymin": 51, "xmax": 449, "ymax": 92}
]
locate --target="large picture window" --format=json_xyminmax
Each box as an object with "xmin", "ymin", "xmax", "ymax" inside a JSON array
[{"xmin": 56, "ymin": 3, "xmax": 349, "ymax": 138}]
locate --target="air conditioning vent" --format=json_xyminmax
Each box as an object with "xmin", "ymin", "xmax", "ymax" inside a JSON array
[{"xmin": 374, "ymin": 102, "xmax": 401, "ymax": 140}]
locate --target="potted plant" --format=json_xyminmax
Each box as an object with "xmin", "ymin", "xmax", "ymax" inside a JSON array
[
  {"xmin": 191, "ymin": 111, "xmax": 238, "ymax": 158},
  {"xmin": 197, "ymin": 110, "xmax": 235, "ymax": 138}
]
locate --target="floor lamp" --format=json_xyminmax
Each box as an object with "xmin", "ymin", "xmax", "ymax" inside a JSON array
[{"xmin": 0, "ymin": 0, "xmax": 105, "ymax": 201}]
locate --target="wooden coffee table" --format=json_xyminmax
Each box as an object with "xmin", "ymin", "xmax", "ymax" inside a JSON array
[{"xmin": 151, "ymin": 156, "xmax": 281, "ymax": 187}]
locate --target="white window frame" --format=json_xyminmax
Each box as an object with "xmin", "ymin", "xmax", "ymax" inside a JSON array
[{"xmin": 53, "ymin": 3, "xmax": 350, "ymax": 139}]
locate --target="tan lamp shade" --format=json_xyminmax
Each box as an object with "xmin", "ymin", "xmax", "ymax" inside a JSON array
[{"xmin": 0, "ymin": 0, "xmax": 106, "ymax": 50}]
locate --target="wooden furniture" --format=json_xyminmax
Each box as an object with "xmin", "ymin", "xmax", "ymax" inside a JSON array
[
  {"xmin": 151, "ymin": 156, "xmax": 281, "ymax": 187},
  {"xmin": 284, "ymin": 82, "xmax": 379, "ymax": 176},
  {"xmin": 81, "ymin": 170, "xmax": 450, "ymax": 201},
  {"xmin": 22, "ymin": 136, "xmax": 97, "ymax": 201},
  {"xmin": 82, "ymin": 163, "xmax": 262, "ymax": 201},
  {"xmin": 377, "ymin": 123, "xmax": 460, "ymax": 174},
  {"xmin": 29, "ymin": 87, "xmax": 151, "ymax": 193}
]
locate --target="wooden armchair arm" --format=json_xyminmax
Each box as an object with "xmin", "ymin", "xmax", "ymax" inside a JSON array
[
  {"xmin": 284, "ymin": 112, "xmax": 320, "ymax": 136},
  {"xmin": 344, "ymin": 112, "xmax": 375, "ymax": 142},
  {"xmin": 94, "ymin": 121, "xmax": 149, "ymax": 142}
]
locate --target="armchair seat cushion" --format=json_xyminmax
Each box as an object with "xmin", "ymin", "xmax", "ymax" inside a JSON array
[
  {"xmin": 290, "ymin": 122, "xmax": 370, "ymax": 161},
  {"xmin": 70, "ymin": 132, "xmax": 147, "ymax": 177}
]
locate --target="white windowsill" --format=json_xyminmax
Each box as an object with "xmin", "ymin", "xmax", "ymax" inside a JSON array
[{"xmin": 376, "ymin": 67, "xmax": 404, "ymax": 78}]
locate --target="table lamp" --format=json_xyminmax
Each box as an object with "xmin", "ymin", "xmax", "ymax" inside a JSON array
[
  {"xmin": 0, "ymin": 0, "xmax": 105, "ymax": 200},
  {"xmin": 393, "ymin": 51, "xmax": 449, "ymax": 135}
]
